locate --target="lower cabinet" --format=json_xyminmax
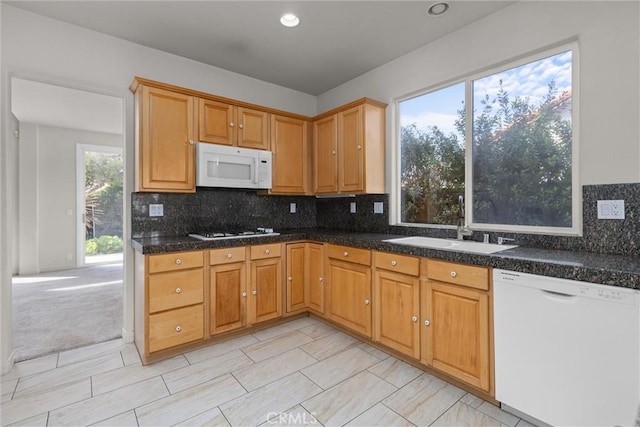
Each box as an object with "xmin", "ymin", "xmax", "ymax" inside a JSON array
[
  {"xmin": 421, "ymin": 259, "xmax": 491, "ymax": 393},
  {"xmin": 373, "ymin": 252, "xmax": 421, "ymax": 358},
  {"xmin": 209, "ymin": 247, "xmax": 247, "ymax": 335},
  {"xmin": 249, "ymin": 243, "xmax": 283, "ymax": 324},
  {"xmin": 307, "ymin": 243, "xmax": 325, "ymax": 315},
  {"xmin": 286, "ymin": 243, "xmax": 308, "ymax": 313},
  {"xmin": 327, "ymin": 245, "xmax": 372, "ymax": 337}
]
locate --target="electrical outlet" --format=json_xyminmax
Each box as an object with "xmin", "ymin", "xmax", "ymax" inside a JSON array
[
  {"xmin": 597, "ymin": 200, "xmax": 625, "ymax": 219},
  {"xmin": 290, "ymin": 203, "xmax": 296, "ymax": 214},
  {"xmin": 149, "ymin": 204, "xmax": 164, "ymax": 217},
  {"xmin": 373, "ymin": 202, "xmax": 384, "ymax": 214},
  {"xmin": 350, "ymin": 202, "xmax": 357, "ymax": 213}
]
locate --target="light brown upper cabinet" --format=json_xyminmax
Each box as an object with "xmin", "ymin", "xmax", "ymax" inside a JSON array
[
  {"xmin": 313, "ymin": 99, "xmax": 386, "ymax": 195},
  {"xmin": 133, "ymin": 85, "xmax": 196, "ymax": 193},
  {"xmin": 269, "ymin": 115, "xmax": 310, "ymax": 194},
  {"xmin": 198, "ymin": 98, "xmax": 269, "ymax": 150}
]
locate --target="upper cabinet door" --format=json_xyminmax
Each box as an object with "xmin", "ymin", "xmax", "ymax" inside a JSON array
[
  {"xmin": 139, "ymin": 86, "xmax": 195, "ymax": 192},
  {"xmin": 270, "ymin": 115, "xmax": 309, "ymax": 194},
  {"xmin": 338, "ymin": 105, "xmax": 365, "ymax": 193},
  {"xmin": 237, "ymin": 107, "xmax": 269, "ymax": 150},
  {"xmin": 198, "ymin": 98, "xmax": 235, "ymax": 146},
  {"xmin": 313, "ymin": 115, "xmax": 338, "ymax": 194}
]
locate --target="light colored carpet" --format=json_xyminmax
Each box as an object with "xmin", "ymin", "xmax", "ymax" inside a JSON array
[{"xmin": 12, "ymin": 263, "xmax": 123, "ymax": 362}]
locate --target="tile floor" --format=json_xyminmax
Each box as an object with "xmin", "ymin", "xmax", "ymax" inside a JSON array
[{"xmin": 1, "ymin": 316, "xmax": 536, "ymax": 427}]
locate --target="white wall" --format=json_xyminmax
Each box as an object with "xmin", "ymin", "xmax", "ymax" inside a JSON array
[
  {"xmin": 17, "ymin": 124, "xmax": 122, "ymax": 274},
  {"xmin": 317, "ymin": 1, "xmax": 640, "ymax": 187},
  {"xmin": 0, "ymin": 3, "xmax": 317, "ymax": 373}
]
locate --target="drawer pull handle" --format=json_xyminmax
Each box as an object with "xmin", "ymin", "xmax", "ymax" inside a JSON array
[
  {"xmin": 242, "ymin": 292, "xmax": 247, "ymax": 297},
  {"xmin": 412, "ymin": 316, "xmax": 418, "ymax": 322},
  {"xmin": 364, "ymin": 299, "xmax": 370, "ymax": 305},
  {"xmin": 175, "ymin": 259, "xmax": 182, "ymax": 265},
  {"xmin": 253, "ymin": 290, "xmax": 257, "ymax": 295},
  {"xmin": 227, "ymin": 253, "xmax": 233, "ymax": 258},
  {"xmin": 175, "ymin": 326, "xmax": 182, "ymax": 332},
  {"xmin": 450, "ymin": 271, "xmax": 457, "ymax": 278},
  {"xmin": 343, "ymin": 251, "xmax": 349, "ymax": 257},
  {"xmin": 175, "ymin": 287, "xmax": 182, "ymax": 294},
  {"xmin": 391, "ymin": 260, "xmax": 397, "ymax": 266},
  {"xmin": 424, "ymin": 320, "xmax": 431, "ymax": 326},
  {"xmin": 319, "ymin": 277, "xmax": 324, "ymax": 282},
  {"xmin": 265, "ymin": 249, "xmax": 270, "ymax": 255}
]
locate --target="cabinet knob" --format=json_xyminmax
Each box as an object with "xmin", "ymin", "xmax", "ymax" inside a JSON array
[
  {"xmin": 357, "ymin": 145, "xmax": 362, "ymax": 150},
  {"xmin": 265, "ymin": 249, "xmax": 270, "ymax": 255},
  {"xmin": 242, "ymin": 292, "xmax": 247, "ymax": 297},
  {"xmin": 343, "ymin": 251, "xmax": 349, "ymax": 257},
  {"xmin": 288, "ymin": 276, "xmax": 293, "ymax": 281},
  {"xmin": 188, "ymin": 139, "xmax": 194, "ymax": 145},
  {"xmin": 364, "ymin": 299, "xmax": 370, "ymax": 305},
  {"xmin": 332, "ymin": 150, "xmax": 337, "ymax": 155},
  {"xmin": 229, "ymin": 122, "xmax": 235, "ymax": 127},
  {"xmin": 253, "ymin": 290, "xmax": 258, "ymax": 295},
  {"xmin": 319, "ymin": 277, "xmax": 324, "ymax": 282},
  {"xmin": 175, "ymin": 287, "xmax": 182, "ymax": 294},
  {"xmin": 239, "ymin": 123, "xmax": 244, "ymax": 129},
  {"xmin": 227, "ymin": 253, "xmax": 233, "ymax": 258},
  {"xmin": 391, "ymin": 260, "xmax": 397, "ymax": 266},
  {"xmin": 450, "ymin": 271, "xmax": 457, "ymax": 278},
  {"xmin": 424, "ymin": 320, "xmax": 431, "ymax": 326},
  {"xmin": 175, "ymin": 259, "xmax": 182, "ymax": 265},
  {"xmin": 412, "ymin": 316, "xmax": 418, "ymax": 322},
  {"xmin": 175, "ymin": 326, "xmax": 182, "ymax": 332}
]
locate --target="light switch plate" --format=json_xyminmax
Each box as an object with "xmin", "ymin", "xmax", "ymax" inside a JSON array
[
  {"xmin": 149, "ymin": 204, "xmax": 164, "ymax": 217},
  {"xmin": 374, "ymin": 202, "xmax": 384, "ymax": 214},
  {"xmin": 597, "ymin": 200, "xmax": 625, "ymax": 219},
  {"xmin": 290, "ymin": 203, "xmax": 296, "ymax": 214},
  {"xmin": 350, "ymin": 202, "xmax": 357, "ymax": 213}
]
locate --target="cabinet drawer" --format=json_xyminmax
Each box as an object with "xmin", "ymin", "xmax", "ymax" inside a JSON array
[
  {"xmin": 148, "ymin": 269, "xmax": 204, "ymax": 314},
  {"xmin": 250, "ymin": 243, "xmax": 282, "ymax": 260},
  {"xmin": 426, "ymin": 259, "xmax": 489, "ymax": 291},
  {"xmin": 328, "ymin": 245, "xmax": 371, "ymax": 266},
  {"xmin": 148, "ymin": 304, "xmax": 204, "ymax": 353},
  {"xmin": 148, "ymin": 251, "xmax": 204, "ymax": 273},
  {"xmin": 374, "ymin": 251, "xmax": 419, "ymax": 276},
  {"xmin": 210, "ymin": 247, "xmax": 246, "ymax": 265}
]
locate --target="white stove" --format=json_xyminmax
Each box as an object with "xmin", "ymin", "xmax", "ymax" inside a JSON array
[{"xmin": 188, "ymin": 228, "xmax": 279, "ymax": 241}]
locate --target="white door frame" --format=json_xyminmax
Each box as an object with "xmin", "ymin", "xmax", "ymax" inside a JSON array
[{"xmin": 76, "ymin": 144, "xmax": 123, "ymax": 267}]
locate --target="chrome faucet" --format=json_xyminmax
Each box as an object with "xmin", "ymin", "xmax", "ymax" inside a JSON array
[{"xmin": 456, "ymin": 195, "xmax": 472, "ymax": 240}]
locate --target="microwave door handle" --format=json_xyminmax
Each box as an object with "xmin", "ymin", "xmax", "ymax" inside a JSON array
[{"xmin": 254, "ymin": 158, "xmax": 259, "ymax": 184}]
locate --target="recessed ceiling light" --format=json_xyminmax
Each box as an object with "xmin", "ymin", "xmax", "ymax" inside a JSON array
[
  {"xmin": 280, "ymin": 13, "xmax": 300, "ymax": 28},
  {"xmin": 427, "ymin": 2, "xmax": 450, "ymax": 17}
]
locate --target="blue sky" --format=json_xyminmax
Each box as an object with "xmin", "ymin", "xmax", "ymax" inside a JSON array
[{"xmin": 400, "ymin": 50, "xmax": 572, "ymax": 137}]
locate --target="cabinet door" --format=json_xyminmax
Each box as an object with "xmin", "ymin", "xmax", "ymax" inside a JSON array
[
  {"xmin": 374, "ymin": 270, "xmax": 420, "ymax": 358},
  {"xmin": 286, "ymin": 243, "xmax": 307, "ymax": 313},
  {"xmin": 270, "ymin": 115, "xmax": 309, "ymax": 194},
  {"xmin": 250, "ymin": 257, "xmax": 283, "ymax": 324},
  {"xmin": 308, "ymin": 243, "xmax": 325, "ymax": 315},
  {"xmin": 327, "ymin": 259, "xmax": 371, "ymax": 337},
  {"xmin": 238, "ymin": 107, "xmax": 269, "ymax": 150},
  {"xmin": 313, "ymin": 115, "xmax": 338, "ymax": 194},
  {"xmin": 140, "ymin": 86, "xmax": 195, "ymax": 192},
  {"xmin": 198, "ymin": 98, "xmax": 235, "ymax": 146},
  {"xmin": 421, "ymin": 281, "xmax": 490, "ymax": 392},
  {"xmin": 210, "ymin": 263, "xmax": 247, "ymax": 335},
  {"xmin": 337, "ymin": 105, "xmax": 364, "ymax": 193}
]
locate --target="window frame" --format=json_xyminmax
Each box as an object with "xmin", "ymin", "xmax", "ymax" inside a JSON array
[{"xmin": 393, "ymin": 41, "xmax": 581, "ymax": 236}]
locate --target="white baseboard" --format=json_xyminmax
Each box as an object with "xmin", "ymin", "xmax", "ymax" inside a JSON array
[
  {"xmin": 121, "ymin": 327, "xmax": 134, "ymax": 343},
  {"xmin": 1, "ymin": 351, "xmax": 14, "ymax": 375}
]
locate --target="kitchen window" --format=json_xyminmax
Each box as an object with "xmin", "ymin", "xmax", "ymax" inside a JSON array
[{"xmin": 396, "ymin": 43, "xmax": 579, "ymax": 235}]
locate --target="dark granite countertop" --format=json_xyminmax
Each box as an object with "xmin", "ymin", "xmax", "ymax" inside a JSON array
[{"xmin": 132, "ymin": 229, "xmax": 640, "ymax": 290}]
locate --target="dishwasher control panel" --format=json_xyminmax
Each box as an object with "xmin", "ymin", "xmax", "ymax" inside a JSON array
[{"xmin": 579, "ymin": 285, "xmax": 637, "ymax": 304}]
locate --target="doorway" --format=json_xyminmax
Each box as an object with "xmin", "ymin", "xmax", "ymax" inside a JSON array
[{"xmin": 76, "ymin": 145, "xmax": 124, "ymax": 267}]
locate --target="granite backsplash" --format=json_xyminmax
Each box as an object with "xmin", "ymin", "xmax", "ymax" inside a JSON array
[{"xmin": 132, "ymin": 183, "xmax": 639, "ymax": 257}]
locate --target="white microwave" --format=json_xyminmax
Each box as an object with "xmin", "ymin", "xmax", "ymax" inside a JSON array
[{"xmin": 196, "ymin": 143, "xmax": 272, "ymax": 189}]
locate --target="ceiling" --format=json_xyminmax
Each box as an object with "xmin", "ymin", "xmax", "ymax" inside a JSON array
[{"xmin": 7, "ymin": 1, "xmax": 515, "ymax": 95}]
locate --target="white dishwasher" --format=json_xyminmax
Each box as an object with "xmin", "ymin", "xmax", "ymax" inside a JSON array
[{"xmin": 494, "ymin": 269, "xmax": 639, "ymax": 427}]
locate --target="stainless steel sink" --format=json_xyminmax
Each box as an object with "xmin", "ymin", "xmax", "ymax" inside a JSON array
[{"xmin": 383, "ymin": 236, "xmax": 517, "ymax": 254}]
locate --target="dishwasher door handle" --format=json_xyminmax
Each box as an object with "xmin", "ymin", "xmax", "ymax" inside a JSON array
[{"xmin": 541, "ymin": 289, "xmax": 576, "ymax": 301}]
